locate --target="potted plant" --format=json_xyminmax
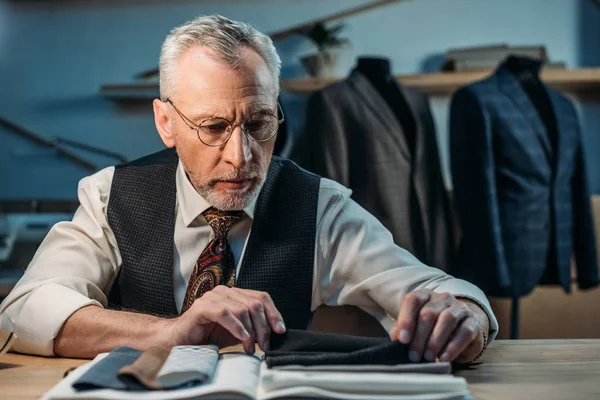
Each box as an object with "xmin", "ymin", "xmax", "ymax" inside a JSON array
[{"xmin": 300, "ymin": 22, "xmax": 350, "ymax": 78}]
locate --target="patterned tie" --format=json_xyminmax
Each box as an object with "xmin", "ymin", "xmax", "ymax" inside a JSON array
[{"xmin": 181, "ymin": 207, "xmax": 245, "ymax": 313}]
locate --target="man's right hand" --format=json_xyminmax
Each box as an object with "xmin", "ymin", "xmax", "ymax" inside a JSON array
[{"xmin": 164, "ymin": 286, "xmax": 286, "ymax": 354}]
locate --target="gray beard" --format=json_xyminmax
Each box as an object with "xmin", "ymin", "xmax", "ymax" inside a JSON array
[
  {"xmin": 177, "ymin": 150, "xmax": 267, "ymax": 211},
  {"xmin": 196, "ymin": 175, "xmax": 265, "ymax": 211}
]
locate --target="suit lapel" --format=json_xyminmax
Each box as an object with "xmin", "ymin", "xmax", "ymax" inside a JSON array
[
  {"xmin": 497, "ymin": 66, "xmax": 554, "ymax": 165},
  {"xmin": 346, "ymin": 70, "xmax": 412, "ymax": 160},
  {"xmin": 347, "ymin": 71, "xmax": 431, "ymax": 257},
  {"xmin": 397, "ymin": 84, "xmax": 430, "ymax": 252},
  {"xmin": 547, "ymin": 89, "xmax": 571, "ymax": 173}
]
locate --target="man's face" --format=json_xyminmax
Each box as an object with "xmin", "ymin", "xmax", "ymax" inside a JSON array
[{"xmin": 155, "ymin": 45, "xmax": 278, "ymax": 210}]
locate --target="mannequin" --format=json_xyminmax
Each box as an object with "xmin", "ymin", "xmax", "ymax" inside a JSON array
[
  {"xmin": 499, "ymin": 56, "xmax": 559, "ymax": 339},
  {"xmin": 450, "ymin": 53, "xmax": 598, "ymax": 339},
  {"xmin": 354, "ymin": 57, "xmax": 417, "ymax": 155},
  {"xmin": 293, "ymin": 55, "xmax": 456, "ymax": 272}
]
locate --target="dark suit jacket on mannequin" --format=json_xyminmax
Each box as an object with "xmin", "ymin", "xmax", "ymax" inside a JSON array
[
  {"xmin": 450, "ymin": 57, "xmax": 599, "ymax": 297},
  {"xmin": 291, "ymin": 67, "xmax": 456, "ymax": 271}
]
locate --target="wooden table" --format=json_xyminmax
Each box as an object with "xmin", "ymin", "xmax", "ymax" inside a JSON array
[
  {"xmin": 455, "ymin": 339, "xmax": 600, "ymax": 400},
  {"xmin": 0, "ymin": 339, "xmax": 599, "ymax": 400}
]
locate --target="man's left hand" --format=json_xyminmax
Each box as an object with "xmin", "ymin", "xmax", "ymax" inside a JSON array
[{"xmin": 390, "ymin": 289, "xmax": 489, "ymax": 364}]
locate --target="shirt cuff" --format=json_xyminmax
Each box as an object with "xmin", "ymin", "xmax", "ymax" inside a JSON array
[
  {"xmin": 434, "ymin": 279, "xmax": 499, "ymax": 342},
  {"xmin": 13, "ymin": 283, "xmax": 101, "ymax": 356}
]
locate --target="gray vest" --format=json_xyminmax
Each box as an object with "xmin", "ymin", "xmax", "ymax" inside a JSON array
[{"xmin": 106, "ymin": 148, "xmax": 320, "ymax": 329}]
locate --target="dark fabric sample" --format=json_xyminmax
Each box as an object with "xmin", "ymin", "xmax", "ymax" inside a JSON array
[
  {"xmin": 273, "ymin": 362, "xmax": 452, "ymax": 374},
  {"xmin": 265, "ymin": 329, "xmax": 410, "ymax": 368},
  {"xmin": 266, "ymin": 341, "xmax": 409, "ymax": 368},
  {"xmin": 73, "ymin": 347, "xmax": 145, "ymax": 391},
  {"xmin": 117, "ymin": 346, "xmax": 171, "ymax": 390},
  {"xmin": 269, "ymin": 328, "xmax": 387, "ymax": 353},
  {"xmin": 106, "ymin": 148, "xmax": 320, "ymax": 329}
]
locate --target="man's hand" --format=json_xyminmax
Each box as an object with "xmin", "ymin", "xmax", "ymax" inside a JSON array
[
  {"xmin": 164, "ymin": 286, "xmax": 286, "ymax": 354},
  {"xmin": 390, "ymin": 289, "xmax": 489, "ymax": 364}
]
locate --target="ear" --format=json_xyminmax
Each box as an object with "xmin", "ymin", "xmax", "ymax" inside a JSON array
[{"xmin": 153, "ymin": 99, "xmax": 176, "ymax": 148}]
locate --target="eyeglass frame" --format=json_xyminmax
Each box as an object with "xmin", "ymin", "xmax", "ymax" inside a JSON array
[{"xmin": 164, "ymin": 98, "xmax": 284, "ymax": 147}]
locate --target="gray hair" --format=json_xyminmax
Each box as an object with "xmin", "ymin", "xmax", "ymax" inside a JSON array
[{"xmin": 159, "ymin": 15, "xmax": 281, "ymax": 100}]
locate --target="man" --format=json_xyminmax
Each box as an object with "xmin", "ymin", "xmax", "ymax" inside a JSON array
[{"xmin": 0, "ymin": 15, "xmax": 497, "ymax": 363}]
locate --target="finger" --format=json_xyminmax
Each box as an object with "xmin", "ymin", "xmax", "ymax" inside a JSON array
[
  {"xmin": 209, "ymin": 288, "xmax": 258, "ymax": 353},
  {"xmin": 226, "ymin": 299, "xmax": 257, "ymax": 355},
  {"xmin": 241, "ymin": 289, "xmax": 286, "ymax": 334},
  {"xmin": 207, "ymin": 292, "xmax": 256, "ymax": 354},
  {"xmin": 203, "ymin": 305, "xmax": 251, "ymax": 344},
  {"xmin": 395, "ymin": 290, "xmax": 432, "ymax": 345},
  {"xmin": 424, "ymin": 303, "xmax": 470, "ymax": 362},
  {"xmin": 389, "ymin": 326, "xmax": 399, "ymax": 341},
  {"xmin": 409, "ymin": 297, "xmax": 452, "ymax": 362},
  {"xmin": 439, "ymin": 318, "xmax": 480, "ymax": 362},
  {"xmin": 454, "ymin": 337, "xmax": 483, "ymax": 364},
  {"xmin": 226, "ymin": 290, "xmax": 271, "ymax": 351}
]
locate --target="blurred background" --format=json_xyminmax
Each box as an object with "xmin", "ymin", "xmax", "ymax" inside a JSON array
[{"xmin": 1, "ymin": 0, "xmax": 600, "ymax": 340}]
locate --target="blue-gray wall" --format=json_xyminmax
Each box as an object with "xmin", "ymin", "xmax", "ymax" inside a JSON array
[{"xmin": 1, "ymin": 0, "xmax": 599, "ymax": 199}]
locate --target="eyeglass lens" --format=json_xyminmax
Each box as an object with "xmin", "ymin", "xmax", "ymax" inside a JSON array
[{"xmin": 198, "ymin": 114, "xmax": 279, "ymax": 145}]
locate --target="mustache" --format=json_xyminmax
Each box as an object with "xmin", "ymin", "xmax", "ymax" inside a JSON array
[{"xmin": 207, "ymin": 168, "xmax": 261, "ymax": 185}]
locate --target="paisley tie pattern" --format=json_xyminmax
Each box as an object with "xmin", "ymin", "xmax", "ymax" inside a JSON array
[{"xmin": 181, "ymin": 207, "xmax": 245, "ymax": 313}]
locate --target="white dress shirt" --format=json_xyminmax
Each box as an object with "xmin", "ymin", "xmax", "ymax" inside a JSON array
[{"xmin": 0, "ymin": 161, "xmax": 498, "ymax": 356}]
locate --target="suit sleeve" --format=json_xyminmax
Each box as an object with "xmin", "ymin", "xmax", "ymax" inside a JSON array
[
  {"xmin": 312, "ymin": 178, "xmax": 499, "ymax": 342},
  {"xmin": 291, "ymin": 89, "xmax": 350, "ymax": 187},
  {"xmin": 449, "ymin": 88, "xmax": 511, "ymax": 290},
  {"xmin": 571, "ymin": 117, "xmax": 599, "ymax": 289}
]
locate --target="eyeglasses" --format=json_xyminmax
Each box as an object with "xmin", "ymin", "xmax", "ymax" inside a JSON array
[{"xmin": 165, "ymin": 99, "xmax": 284, "ymax": 147}]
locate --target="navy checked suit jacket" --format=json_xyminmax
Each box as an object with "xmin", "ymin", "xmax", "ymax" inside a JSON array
[{"xmin": 449, "ymin": 64, "xmax": 599, "ymax": 297}]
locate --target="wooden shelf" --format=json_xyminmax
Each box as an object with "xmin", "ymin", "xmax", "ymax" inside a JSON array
[
  {"xmin": 280, "ymin": 68, "xmax": 600, "ymax": 95},
  {"xmin": 100, "ymin": 67, "xmax": 600, "ymax": 100},
  {"xmin": 402, "ymin": 68, "xmax": 600, "ymax": 95}
]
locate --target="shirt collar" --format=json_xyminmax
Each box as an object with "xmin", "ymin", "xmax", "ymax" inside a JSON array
[{"xmin": 176, "ymin": 160, "xmax": 257, "ymax": 227}]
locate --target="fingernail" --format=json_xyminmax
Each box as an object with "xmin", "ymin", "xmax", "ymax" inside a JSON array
[
  {"xmin": 424, "ymin": 350, "xmax": 435, "ymax": 362},
  {"xmin": 409, "ymin": 351, "xmax": 421, "ymax": 363},
  {"xmin": 400, "ymin": 329, "xmax": 410, "ymax": 344},
  {"xmin": 440, "ymin": 352, "xmax": 450, "ymax": 361},
  {"xmin": 263, "ymin": 340, "xmax": 270, "ymax": 351},
  {"xmin": 241, "ymin": 329, "xmax": 250, "ymax": 340},
  {"xmin": 277, "ymin": 321, "xmax": 286, "ymax": 333}
]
